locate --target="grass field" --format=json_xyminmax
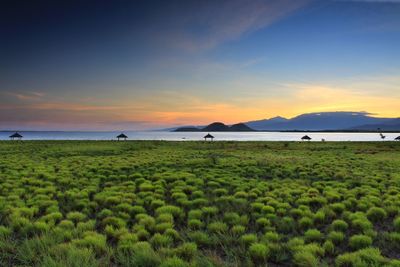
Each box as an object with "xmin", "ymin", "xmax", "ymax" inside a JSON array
[{"xmin": 1, "ymin": 141, "xmax": 400, "ymax": 266}]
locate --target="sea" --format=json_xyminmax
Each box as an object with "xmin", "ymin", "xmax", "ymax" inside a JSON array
[{"xmin": 1, "ymin": 131, "xmax": 399, "ymax": 141}]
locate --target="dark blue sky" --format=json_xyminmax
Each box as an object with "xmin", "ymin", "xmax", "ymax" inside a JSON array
[{"xmin": 1, "ymin": 0, "xmax": 399, "ymax": 130}]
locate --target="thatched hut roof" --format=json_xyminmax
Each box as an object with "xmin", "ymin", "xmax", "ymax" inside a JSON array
[
  {"xmin": 301, "ymin": 135, "xmax": 311, "ymax": 140},
  {"xmin": 117, "ymin": 133, "xmax": 128, "ymax": 138},
  {"xmin": 9, "ymin": 132, "xmax": 22, "ymax": 138},
  {"xmin": 204, "ymin": 133, "xmax": 214, "ymax": 139}
]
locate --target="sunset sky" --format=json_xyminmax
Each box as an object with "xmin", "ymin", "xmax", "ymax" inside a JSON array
[{"xmin": 1, "ymin": 0, "xmax": 399, "ymax": 130}]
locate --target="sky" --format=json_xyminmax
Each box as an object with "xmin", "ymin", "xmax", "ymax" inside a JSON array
[{"xmin": 1, "ymin": 0, "xmax": 399, "ymax": 130}]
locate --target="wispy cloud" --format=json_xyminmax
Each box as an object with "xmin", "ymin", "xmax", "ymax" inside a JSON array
[
  {"xmin": 165, "ymin": 0, "xmax": 310, "ymax": 51},
  {"xmin": 6, "ymin": 91, "xmax": 45, "ymax": 101}
]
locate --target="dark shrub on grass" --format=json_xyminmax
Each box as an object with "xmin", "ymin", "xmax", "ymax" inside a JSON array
[
  {"xmin": 366, "ymin": 207, "xmax": 387, "ymax": 222},
  {"xmin": 249, "ymin": 243, "xmax": 270, "ymax": 262},
  {"xmin": 349, "ymin": 234, "xmax": 372, "ymax": 250}
]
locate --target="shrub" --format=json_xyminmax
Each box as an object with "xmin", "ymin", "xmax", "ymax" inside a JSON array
[
  {"xmin": 249, "ymin": 243, "xmax": 269, "ymax": 262},
  {"xmin": 159, "ymin": 257, "xmax": 188, "ymax": 267},
  {"xmin": 188, "ymin": 231, "xmax": 211, "ymax": 247},
  {"xmin": 135, "ymin": 228, "xmax": 151, "ymax": 241},
  {"xmin": 66, "ymin": 212, "xmax": 87, "ymax": 224},
  {"xmin": 188, "ymin": 219, "xmax": 203, "ymax": 230},
  {"xmin": 287, "ymin": 237, "xmax": 305, "ymax": 252},
  {"xmin": 207, "ymin": 221, "xmax": 228, "ymax": 233},
  {"xmin": 300, "ymin": 243, "xmax": 325, "ymax": 257},
  {"xmin": 155, "ymin": 223, "xmax": 173, "ymax": 233},
  {"xmin": 41, "ymin": 244, "xmax": 98, "ymax": 267},
  {"xmin": 323, "ymin": 240, "xmax": 335, "ymax": 255},
  {"xmin": 155, "ymin": 205, "xmax": 183, "ymax": 220},
  {"xmin": 150, "ymin": 233, "xmax": 173, "ymax": 248},
  {"xmin": 256, "ymin": 218, "xmax": 270, "ymax": 229},
  {"xmin": 331, "ymin": 220, "xmax": 348, "ymax": 232},
  {"xmin": 188, "ymin": 210, "xmax": 202, "ymax": 220},
  {"xmin": 262, "ymin": 205, "xmax": 275, "ymax": 214},
  {"xmin": 58, "ymin": 220, "xmax": 75, "ymax": 230},
  {"xmin": 231, "ymin": 225, "xmax": 246, "ymax": 235},
  {"xmin": 304, "ymin": 229, "xmax": 323, "ymax": 243},
  {"xmin": 175, "ymin": 242, "xmax": 197, "ymax": 261},
  {"xmin": 116, "ymin": 241, "xmax": 161, "ymax": 267},
  {"xmin": 263, "ymin": 232, "xmax": 280, "ymax": 243},
  {"xmin": 223, "ymin": 212, "xmax": 240, "ymax": 225},
  {"xmin": 352, "ymin": 218, "xmax": 373, "ymax": 232},
  {"xmin": 117, "ymin": 233, "xmax": 138, "ymax": 250},
  {"xmin": 240, "ymin": 234, "xmax": 258, "ymax": 246},
  {"xmin": 394, "ymin": 217, "xmax": 400, "ymax": 232},
  {"xmin": 336, "ymin": 248, "xmax": 387, "ymax": 267},
  {"xmin": 349, "ymin": 234, "xmax": 372, "ymax": 250},
  {"xmin": 72, "ymin": 232, "xmax": 107, "ymax": 255},
  {"xmin": 156, "ymin": 213, "xmax": 174, "ymax": 224},
  {"xmin": 299, "ymin": 217, "xmax": 313, "ymax": 230},
  {"xmin": 328, "ymin": 231, "xmax": 345, "ymax": 245},
  {"xmin": 366, "ymin": 207, "xmax": 387, "ymax": 222},
  {"xmin": 77, "ymin": 220, "xmax": 96, "ymax": 232},
  {"xmin": 330, "ymin": 203, "xmax": 346, "ymax": 214},
  {"xmin": 0, "ymin": 226, "xmax": 11, "ymax": 238},
  {"xmin": 293, "ymin": 250, "xmax": 319, "ymax": 267},
  {"xmin": 164, "ymin": 229, "xmax": 180, "ymax": 241}
]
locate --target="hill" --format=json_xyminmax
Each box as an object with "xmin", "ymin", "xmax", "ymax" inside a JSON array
[
  {"xmin": 348, "ymin": 118, "xmax": 400, "ymax": 131},
  {"xmin": 175, "ymin": 122, "xmax": 255, "ymax": 132},
  {"xmin": 245, "ymin": 112, "xmax": 395, "ymax": 131}
]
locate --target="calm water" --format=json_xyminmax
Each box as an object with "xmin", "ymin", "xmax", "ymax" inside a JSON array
[{"xmin": 1, "ymin": 131, "xmax": 399, "ymax": 141}]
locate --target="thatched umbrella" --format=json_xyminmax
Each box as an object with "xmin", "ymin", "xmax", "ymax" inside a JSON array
[
  {"xmin": 301, "ymin": 135, "xmax": 311, "ymax": 141},
  {"xmin": 204, "ymin": 133, "xmax": 214, "ymax": 141},
  {"xmin": 9, "ymin": 132, "xmax": 23, "ymax": 140},
  {"xmin": 117, "ymin": 133, "xmax": 128, "ymax": 141}
]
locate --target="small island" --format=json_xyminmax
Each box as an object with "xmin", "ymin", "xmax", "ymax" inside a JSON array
[{"xmin": 174, "ymin": 122, "xmax": 255, "ymax": 132}]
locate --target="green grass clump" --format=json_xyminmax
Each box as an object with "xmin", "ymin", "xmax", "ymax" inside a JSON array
[
  {"xmin": 349, "ymin": 234, "xmax": 373, "ymax": 250},
  {"xmin": 175, "ymin": 242, "xmax": 197, "ymax": 261},
  {"xmin": 159, "ymin": 257, "xmax": 188, "ymax": 267},
  {"xmin": 0, "ymin": 226, "xmax": 11, "ymax": 238},
  {"xmin": 293, "ymin": 250, "xmax": 319, "ymax": 267},
  {"xmin": 188, "ymin": 219, "xmax": 203, "ymax": 230},
  {"xmin": 240, "ymin": 234, "xmax": 258, "ymax": 246},
  {"xmin": 188, "ymin": 231, "xmax": 211, "ymax": 247},
  {"xmin": 328, "ymin": 231, "xmax": 345, "ymax": 245},
  {"xmin": 72, "ymin": 232, "xmax": 107, "ymax": 255},
  {"xmin": 331, "ymin": 219, "xmax": 348, "ymax": 232},
  {"xmin": 393, "ymin": 217, "xmax": 400, "ymax": 232},
  {"xmin": 249, "ymin": 243, "xmax": 269, "ymax": 262},
  {"xmin": 366, "ymin": 207, "xmax": 387, "ymax": 222},
  {"xmin": 41, "ymin": 244, "xmax": 99, "ymax": 267},
  {"xmin": 116, "ymin": 241, "xmax": 161, "ymax": 267},
  {"xmin": 304, "ymin": 229, "xmax": 323, "ymax": 243},
  {"xmin": 336, "ymin": 248, "xmax": 388, "ymax": 266},
  {"xmin": 150, "ymin": 233, "xmax": 173, "ymax": 248},
  {"xmin": 207, "ymin": 221, "xmax": 228, "ymax": 233},
  {"xmin": 66, "ymin": 212, "xmax": 87, "ymax": 224}
]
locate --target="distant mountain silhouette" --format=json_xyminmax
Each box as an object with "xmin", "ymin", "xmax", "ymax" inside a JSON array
[
  {"xmin": 245, "ymin": 112, "xmax": 396, "ymax": 131},
  {"xmin": 348, "ymin": 118, "xmax": 400, "ymax": 131},
  {"xmin": 202, "ymin": 122, "xmax": 230, "ymax": 131},
  {"xmin": 171, "ymin": 112, "xmax": 399, "ymax": 132},
  {"xmin": 173, "ymin": 127, "xmax": 200, "ymax": 132},
  {"xmin": 175, "ymin": 122, "xmax": 255, "ymax": 132},
  {"xmin": 229, "ymin": 123, "xmax": 255, "ymax": 131}
]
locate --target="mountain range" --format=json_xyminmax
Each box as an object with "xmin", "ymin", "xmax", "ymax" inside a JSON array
[{"xmin": 173, "ymin": 112, "xmax": 400, "ymax": 132}]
